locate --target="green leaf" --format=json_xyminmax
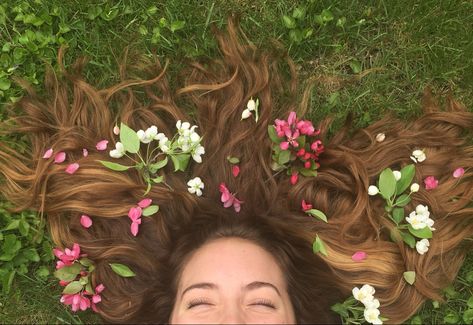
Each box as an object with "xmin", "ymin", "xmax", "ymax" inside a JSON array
[
  {"xmin": 120, "ymin": 123, "xmax": 140, "ymax": 154},
  {"xmin": 468, "ymin": 296, "xmax": 473, "ymax": 308},
  {"xmin": 408, "ymin": 225, "xmax": 432, "ymax": 239},
  {"xmin": 312, "ymin": 235, "xmax": 328, "ymax": 256},
  {"xmin": 396, "ymin": 164, "xmax": 415, "ymax": 194},
  {"xmin": 289, "ymin": 29, "xmax": 303, "ymax": 43},
  {"xmin": 268, "ymin": 126, "xmax": 282, "ymax": 144},
  {"xmin": 300, "ymin": 168, "xmax": 317, "ymax": 177},
  {"xmin": 400, "ymin": 231, "xmax": 416, "ymax": 249},
  {"xmin": 152, "ymin": 175, "xmax": 164, "ymax": 183},
  {"xmin": 226, "ymin": 156, "xmax": 240, "ymax": 164},
  {"xmin": 170, "ymin": 154, "xmax": 191, "ymax": 172},
  {"xmin": 320, "ymin": 9, "xmax": 334, "ymax": 22},
  {"xmin": 63, "ymin": 281, "xmax": 83, "ymax": 294},
  {"xmin": 143, "ymin": 205, "xmax": 159, "ymax": 217},
  {"xmin": 79, "ymin": 258, "xmax": 93, "ymax": 267},
  {"xmin": 85, "ymin": 282, "xmax": 93, "ymax": 294},
  {"xmin": 98, "ymin": 160, "xmax": 132, "ymax": 171},
  {"xmin": 410, "ymin": 315, "xmax": 422, "ymax": 325},
  {"xmin": 149, "ymin": 157, "xmax": 168, "ymax": 173},
  {"xmin": 35, "ymin": 266, "xmax": 50, "ymax": 279},
  {"xmin": 379, "ymin": 168, "xmax": 396, "ymax": 200},
  {"xmin": 0, "ymin": 78, "xmax": 11, "ymax": 90},
  {"xmin": 466, "ymin": 271, "xmax": 473, "ymax": 284},
  {"xmin": 4, "ymin": 219, "xmax": 20, "ymax": 230},
  {"xmin": 23, "ymin": 248, "xmax": 40, "ymax": 262},
  {"xmin": 54, "ymin": 263, "xmax": 81, "ymax": 282},
  {"xmin": 403, "ymin": 271, "xmax": 416, "ymax": 285},
  {"xmin": 0, "ymin": 234, "xmax": 21, "ymax": 261},
  {"xmin": 306, "ymin": 209, "xmax": 328, "ymax": 223},
  {"xmin": 278, "ymin": 150, "xmax": 291, "ymax": 165},
  {"xmin": 87, "ymin": 6, "xmax": 103, "ymax": 20},
  {"xmin": 170, "ymin": 20, "xmax": 185, "ymax": 32},
  {"xmin": 109, "ymin": 263, "xmax": 136, "ymax": 277},
  {"xmin": 19, "ymin": 219, "xmax": 30, "ymax": 236},
  {"xmin": 395, "ymin": 194, "xmax": 411, "ymax": 207},
  {"xmin": 100, "ymin": 7, "xmax": 119, "ymax": 21},
  {"xmin": 282, "ymin": 15, "xmax": 296, "ymax": 29},
  {"xmin": 392, "ymin": 208, "xmax": 405, "ymax": 225},
  {"xmin": 331, "ymin": 303, "xmax": 349, "ymax": 318},
  {"xmin": 292, "ymin": 6, "xmax": 306, "ymax": 20},
  {"xmin": 1, "ymin": 270, "xmax": 15, "ymax": 295},
  {"xmin": 464, "ymin": 309, "xmax": 473, "ymax": 324},
  {"xmin": 444, "ymin": 312, "xmax": 460, "ymax": 324}
]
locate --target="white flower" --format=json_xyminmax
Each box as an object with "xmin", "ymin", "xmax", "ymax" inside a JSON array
[
  {"xmin": 410, "ymin": 149, "xmax": 426, "ymax": 163},
  {"xmin": 375, "ymin": 133, "xmax": 385, "ymax": 142},
  {"xmin": 393, "ymin": 170, "xmax": 401, "ymax": 181},
  {"xmin": 368, "ymin": 185, "xmax": 379, "ymax": 196},
  {"xmin": 190, "ymin": 131, "xmax": 200, "ymax": 144},
  {"xmin": 241, "ymin": 108, "xmax": 252, "ymax": 120},
  {"xmin": 176, "ymin": 120, "xmax": 191, "ymax": 136},
  {"xmin": 406, "ymin": 205, "xmax": 435, "ymax": 231},
  {"xmin": 416, "ymin": 239, "xmax": 430, "ymax": 255},
  {"xmin": 137, "ymin": 125, "xmax": 159, "ymax": 144},
  {"xmin": 352, "ymin": 284, "xmax": 376, "ymax": 305},
  {"xmin": 247, "ymin": 98, "xmax": 256, "ymax": 111},
  {"xmin": 158, "ymin": 136, "xmax": 170, "ymax": 153},
  {"xmin": 415, "ymin": 204, "xmax": 430, "ymax": 217},
  {"xmin": 191, "ymin": 144, "xmax": 205, "ymax": 163},
  {"xmin": 187, "ymin": 177, "xmax": 204, "ymax": 196},
  {"xmin": 410, "ymin": 183, "xmax": 420, "ymax": 192},
  {"xmin": 364, "ymin": 307, "xmax": 383, "ymax": 325},
  {"xmin": 109, "ymin": 142, "xmax": 126, "ymax": 158},
  {"xmin": 364, "ymin": 298, "xmax": 380, "ymax": 310}
]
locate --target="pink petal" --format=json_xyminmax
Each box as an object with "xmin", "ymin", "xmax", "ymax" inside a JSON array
[
  {"xmin": 290, "ymin": 172, "xmax": 299, "ymax": 185},
  {"xmin": 128, "ymin": 206, "xmax": 142, "ymax": 221},
  {"xmin": 95, "ymin": 284, "xmax": 105, "ymax": 294},
  {"xmin": 54, "ymin": 151, "xmax": 66, "ymax": 163},
  {"xmin": 233, "ymin": 201, "xmax": 241, "ymax": 213},
  {"xmin": 71, "ymin": 243, "xmax": 81, "ymax": 258},
  {"xmin": 138, "ymin": 198, "xmax": 152, "ymax": 209},
  {"xmin": 301, "ymin": 200, "xmax": 312, "ymax": 211},
  {"xmin": 96, "ymin": 140, "xmax": 108, "ymax": 151},
  {"xmin": 288, "ymin": 111, "xmax": 297, "ymax": 125},
  {"xmin": 232, "ymin": 165, "xmax": 240, "ymax": 178},
  {"xmin": 56, "ymin": 260, "xmax": 65, "ymax": 269},
  {"xmin": 453, "ymin": 167, "xmax": 465, "ymax": 178},
  {"xmin": 80, "ymin": 215, "xmax": 92, "ymax": 228},
  {"xmin": 59, "ymin": 280, "xmax": 70, "ymax": 287},
  {"xmin": 280, "ymin": 141, "xmax": 289, "ymax": 150},
  {"xmin": 43, "ymin": 148, "xmax": 53, "ymax": 159},
  {"xmin": 83, "ymin": 148, "xmax": 88, "ymax": 157},
  {"xmin": 53, "ymin": 248, "xmax": 64, "ymax": 259},
  {"xmin": 223, "ymin": 196, "xmax": 234, "ymax": 208},
  {"xmin": 351, "ymin": 251, "xmax": 367, "ymax": 261},
  {"xmin": 92, "ymin": 294, "xmax": 101, "ymax": 304},
  {"xmin": 131, "ymin": 220, "xmax": 140, "ymax": 236},
  {"xmin": 65, "ymin": 163, "xmax": 80, "ymax": 174},
  {"xmin": 424, "ymin": 176, "xmax": 438, "ymax": 190}
]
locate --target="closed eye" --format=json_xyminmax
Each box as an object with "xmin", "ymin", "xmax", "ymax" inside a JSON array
[
  {"xmin": 187, "ymin": 298, "xmax": 214, "ymax": 309},
  {"xmin": 249, "ymin": 299, "xmax": 276, "ymax": 309}
]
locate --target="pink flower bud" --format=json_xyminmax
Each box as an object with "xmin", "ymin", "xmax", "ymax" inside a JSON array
[
  {"xmin": 138, "ymin": 198, "xmax": 152, "ymax": 209},
  {"xmin": 301, "ymin": 200, "xmax": 312, "ymax": 211},
  {"xmin": 232, "ymin": 165, "xmax": 240, "ymax": 177},
  {"xmin": 290, "ymin": 171, "xmax": 299, "ymax": 185}
]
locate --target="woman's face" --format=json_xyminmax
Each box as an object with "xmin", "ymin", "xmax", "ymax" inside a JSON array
[{"xmin": 169, "ymin": 237, "xmax": 296, "ymax": 324}]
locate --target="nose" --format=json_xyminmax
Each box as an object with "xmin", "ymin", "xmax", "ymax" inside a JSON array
[{"xmin": 219, "ymin": 305, "xmax": 245, "ymax": 324}]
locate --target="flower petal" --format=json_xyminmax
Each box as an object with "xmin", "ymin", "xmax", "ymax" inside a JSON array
[
  {"xmin": 453, "ymin": 167, "xmax": 465, "ymax": 178},
  {"xmin": 65, "ymin": 163, "xmax": 80, "ymax": 174},
  {"xmin": 138, "ymin": 198, "xmax": 152, "ymax": 209},
  {"xmin": 54, "ymin": 152, "xmax": 66, "ymax": 163},
  {"xmin": 43, "ymin": 148, "xmax": 53, "ymax": 159},
  {"xmin": 82, "ymin": 148, "xmax": 89, "ymax": 157},
  {"xmin": 96, "ymin": 140, "xmax": 108, "ymax": 151},
  {"xmin": 351, "ymin": 251, "xmax": 367, "ymax": 261},
  {"xmin": 80, "ymin": 215, "xmax": 93, "ymax": 228},
  {"xmin": 232, "ymin": 165, "xmax": 240, "ymax": 178},
  {"xmin": 131, "ymin": 220, "xmax": 140, "ymax": 236}
]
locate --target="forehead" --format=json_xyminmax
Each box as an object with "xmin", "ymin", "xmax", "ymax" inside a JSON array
[{"xmin": 178, "ymin": 237, "xmax": 286, "ymax": 289}]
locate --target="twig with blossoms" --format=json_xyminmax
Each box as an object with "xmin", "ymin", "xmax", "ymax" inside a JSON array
[{"xmin": 268, "ymin": 111, "xmax": 324, "ymax": 185}]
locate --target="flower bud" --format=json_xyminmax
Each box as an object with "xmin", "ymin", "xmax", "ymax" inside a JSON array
[
  {"xmin": 241, "ymin": 108, "xmax": 252, "ymax": 120},
  {"xmin": 410, "ymin": 183, "xmax": 420, "ymax": 192},
  {"xmin": 368, "ymin": 185, "xmax": 379, "ymax": 196},
  {"xmin": 375, "ymin": 133, "xmax": 385, "ymax": 142},
  {"xmin": 247, "ymin": 98, "xmax": 256, "ymax": 111},
  {"xmin": 393, "ymin": 170, "xmax": 401, "ymax": 181}
]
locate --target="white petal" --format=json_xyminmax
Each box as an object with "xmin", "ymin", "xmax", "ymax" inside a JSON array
[{"xmin": 368, "ymin": 185, "xmax": 379, "ymax": 196}]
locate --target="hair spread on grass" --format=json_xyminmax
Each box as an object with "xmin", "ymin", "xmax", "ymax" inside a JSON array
[{"xmin": 1, "ymin": 16, "xmax": 473, "ymax": 324}]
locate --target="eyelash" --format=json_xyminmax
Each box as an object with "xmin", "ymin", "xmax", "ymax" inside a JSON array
[
  {"xmin": 186, "ymin": 298, "xmax": 276, "ymax": 309},
  {"xmin": 250, "ymin": 299, "xmax": 276, "ymax": 309}
]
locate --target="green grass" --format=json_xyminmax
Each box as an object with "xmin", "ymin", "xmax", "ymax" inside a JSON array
[{"xmin": 0, "ymin": 0, "xmax": 472, "ymax": 323}]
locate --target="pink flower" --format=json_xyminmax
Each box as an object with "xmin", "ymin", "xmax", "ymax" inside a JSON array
[
  {"xmin": 83, "ymin": 148, "xmax": 88, "ymax": 157},
  {"xmin": 290, "ymin": 171, "xmax": 299, "ymax": 185},
  {"xmin": 80, "ymin": 215, "xmax": 92, "ymax": 228},
  {"xmin": 296, "ymin": 120, "xmax": 316, "ymax": 136},
  {"xmin": 274, "ymin": 120, "xmax": 289, "ymax": 137},
  {"xmin": 130, "ymin": 218, "xmax": 141, "ymax": 236},
  {"xmin": 53, "ymin": 243, "xmax": 81, "ymax": 269},
  {"xmin": 43, "ymin": 148, "xmax": 53, "ymax": 159},
  {"xmin": 424, "ymin": 176, "xmax": 438, "ymax": 190},
  {"xmin": 280, "ymin": 141, "xmax": 290, "ymax": 150},
  {"xmin": 54, "ymin": 151, "xmax": 66, "ymax": 163},
  {"xmin": 96, "ymin": 140, "xmax": 108, "ymax": 151},
  {"xmin": 453, "ymin": 167, "xmax": 465, "ymax": 178},
  {"xmin": 232, "ymin": 165, "xmax": 240, "ymax": 177},
  {"xmin": 287, "ymin": 111, "xmax": 297, "ymax": 125},
  {"xmin": 65, "ymin": 163, "xmax": 80, "ymax": 174},
  {"xmin": 219, "ymin": 183, "xmax": 243, "ymax": 213},
  {"xmin": 61, "ymin": 293, "xmax": 91, "ymax": 312},
  {"xmin": 301, "ymin": 200, "xmax": 312, "ymax": 211},
  {"xmin": 351, "ymin": 251, "xmax": 367, "ymax": 261},
  {"xmin": 128, "ymin": 207, "xmax": 142, "ymax": 221},
  {"xmin": 138, "ymin": 198, "xmax": 152, "ymax": 209}
]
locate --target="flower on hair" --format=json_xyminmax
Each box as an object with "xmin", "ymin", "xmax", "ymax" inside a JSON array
[
  {"xmin": 43, "ymin": 148, "xmax": 53, "ymax": 159},
  {"xmin": 352, "ymin": 251, "xmax": 367, "ymax": 261},
  {"xmin": 113, "ymin": 125, "xmax": 120, "ymax": 135},
  {"xmin": 406, "ymin": 204, "xmax": 435, "ymax": 231},
  {"xmin": 187, "ymin": 177, "xmax": 204, "ymax": 196},
  {"xmin": 53, "ymin": 243, "xmax": 83, "ymax": 269},
  {"xmin": 54, "ymin": 151, "xmax": 66, "ymax": 163},
  {"xmin": 375, "ymin": 133, "xmax": 385, "ymax": 142},
  {"xmin": 96, "ymin": 140, "xmax": 108, "ymax": 151},
  {"xmin": 126, "ymin": 198, "xmax": 159, "ymax": 236},
  {"xmin": 453, "ymin": 167, "xmax": 465, "ymax": 178},
  {"xmin": 66, "ymin": 163, "xmax": 80, "ymax": 174},
  {"xmin": 268, "ymin": 111, "xmax": 322, "ymax": 185},
  {"xmin": 424, "ymin": 176, "xmax": 438, "ymax": 190},
  {"xmin": 352, "ymin": 284, "xmax": 383, "ymax": 325},
  {"xmin": 410, "ymin": 149, "xmax": 426, "ymax": 163},
  {"xmin": 410, "ymin": 183, "xmax": 420, "ymax": 192},
  {"xmin": 415, "ymin": 238, "xmax": 430, "ymax": 255},
  {"xmin": 137, "ymin": 126, "xmax": 162, "ymax": 144},
  {"xmin": 241, "ymin": 97, "xmax": 260, "ymax": 122},
  {"xmin": 368, "ymin": 185, "xmax": 379, "ymax": 196},
  {"xmin": 219, "ymin": 183, "xmax": 243, "ymax": 213},
  {"xmin": 83, "ymin": 148, "xmax": 88, "ymax": 157},
  {"xmin": 80, "ymin": 215, "xmax": 92, "ymax": 228},
  {"xmin": 109, "ymin": 142, "xmax": 125, "ymax": 158},
  {"xmin": 301, "ymin": 200, "xmax": 312, "ymax": 211},
  {"xmin": 392, "ymin": 170, "xmax": 401, "ymax": 181}
]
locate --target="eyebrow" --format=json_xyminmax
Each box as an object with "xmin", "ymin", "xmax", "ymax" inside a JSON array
[{"xmin": 181, "ymin": 281, "xmax": 281, "ymax": 298}]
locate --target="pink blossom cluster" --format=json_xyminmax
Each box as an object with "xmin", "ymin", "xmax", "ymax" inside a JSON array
[
  {"xmin": 53, "ymin": 243, "xmax": 84, "ymax": 269},
  {"xmin": 128, "ymin": 198, "xmax": 153, "ymax": 236},
  {"xmin": 60, "ymin": 283, "xmax": 105, "ymax": 312},
  {"xmin": 219, "ymin": 183, "xmax": 243, "ymax": 213}
]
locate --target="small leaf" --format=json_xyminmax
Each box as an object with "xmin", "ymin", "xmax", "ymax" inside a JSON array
[
  {"xmin": 300, "ymin": 169, "xmax": 317, "ymax": 177},
  {"xmin": 4, "ymin": 220, "xmax": 20, "ymax": 230},
  {"xmin": 109, "ymin": 263, "xmax": 136, "ymax": 277},
  {"xmin": 23, "ymin": 248, "xmax": 40, "ymax": 262},
  {"xmin": 35, "ymin": 266, "xmax": 50, "ymax": 279},
  {"xmin": 18, "ymin": 219, "xmax": 30, "ymax": 236},
  {"xmin": 54, "ymin": 263, "xmax": 81, "ymax": 282},
  {"xmin": 466, "ymin": 271, "xmax": 473, "ymax": 284},
  {"xmin": 0, "ymin": 78, "xmax": 11, "ymax": 90},
  {"xmin": 63, "ymin": 281, "xmax": 83, "ymax": 294},
  {"xmin": 444, "ymin": 312, "xmax": 460, "ymax": 324},
  {"xmin": 79, "ymin": 258, "xmax": 93, "ymax": 267},
  {"xmin": 143, "ymin": 205, "xmax": 159, "ymax": 217},
  {"xmin": 392, "ymin": 207, "xmax": 405, "ymax": 225},
  {"xmin": 278, "ymin": 150, "xmax": 291, "ymax": 165},
  {"xmin": 306, "ymin": 209, "xmax": 328, "ymax": 223},
  {"xmin": 226, "ymin": 156, "xmax": 240, "ymax": 164},
  {"xmin": 410, "ymin": 315, "xmax": 422, "ymax": 325},
  {"xmin": 170, "ymin": 154, "xmax": 191, "ymax": 172},
  {"xmin": 152, "ymin": 175, "xmax": 164, "ymax": 183},
  {"xmin": 400, "ymin": 231, "xmax": 416, "ymax": 249},
  {"xmin": 395, "ymin": 194, "xmax": 411, "ymax": 207},
  {"xmin": 463, "ymin": 309, "xmax": 473, "ymax": 324},
  {"xmin": 467, "ymin": 296, "xmax": 473, "ymax": 308},
  {"xmin": 408, "ymin": 225, "xmax": 433, "ymax": 239},
  {"xmin": 312, "ymin": 235, "xmax": 328, "ymax": 256},
  {"xmin": 98, "ymin": 160, "xmax": 132, "ymax": 171},
  {"xmin": 149, "ymin": 157, "xmax": 168, "ymax": 173},
  {"xmin": 403, "ymin": 271, "xmax": 416, "ymax": 285},
  {"xmin": 170, "ymin": 20, "xmax": 185, "ymax": 32},
  {"xmin": 268, "ymin": 126, "xmax": 282, "ymax": 144},
  {"xmin": 282, "ymin": 15, "xmax": 296, "ymax": 29},
  {"xmin": 396, "ymin": 164, "xmax": 415, "ymax": 194},
  {"xmin": 120, "ymin": 123, "xmax": 140, "ymax": 154},
  {"xmin": 379, "ymin": 168, "xmax": 396, "ymax": 200},
  {"xmin": 292, "ymin": 6, "xmax": 306, "ymax": 20}
]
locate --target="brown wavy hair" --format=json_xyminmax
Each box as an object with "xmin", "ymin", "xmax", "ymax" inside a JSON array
[{"xmin": 1, "ymin": 16, "xmax": 473, "ymax": 324}]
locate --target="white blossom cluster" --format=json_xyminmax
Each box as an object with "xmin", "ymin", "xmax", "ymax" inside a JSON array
[{"xmin": 352, "ymin": 284, "xmax": 383, "ymax": 325}]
